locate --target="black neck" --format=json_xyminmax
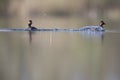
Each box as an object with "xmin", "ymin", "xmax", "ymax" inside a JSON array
[
  {"xmin": 99, "ymin": 23, "xmax": 104, "ymax": 28},
  {"xmin": 28, "ymin": 22, "xmax": 32, "ymax": 28}
]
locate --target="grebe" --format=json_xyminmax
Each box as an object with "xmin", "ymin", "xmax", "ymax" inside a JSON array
[
  {"xmin": 28, "ymin": 20, "xmax": 37, "ymax": 30},
  {"xmin": 80, "ymin": 21, "xmax": 106, "ymax": 31}
]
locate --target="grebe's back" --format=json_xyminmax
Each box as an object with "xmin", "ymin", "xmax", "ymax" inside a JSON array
[{"xmin": 80, "ymin": 21, "xmax": 106, "ymax": 31}]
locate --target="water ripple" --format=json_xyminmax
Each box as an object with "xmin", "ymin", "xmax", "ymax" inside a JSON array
[{"xmin": 0, "ymin": 28, "xmax": 119, "ymax": 33}]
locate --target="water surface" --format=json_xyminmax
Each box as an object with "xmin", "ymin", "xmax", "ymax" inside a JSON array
[{"xmin": 0, "ymin": 30, "xmax": 120, "ymax": 80}]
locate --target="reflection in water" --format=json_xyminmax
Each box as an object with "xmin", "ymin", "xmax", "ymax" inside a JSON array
[
  {"xmin": 28, "ymin": 31, "xmax": 33, "ymax": 43},
  {"xmin": 28, "ymin": 31, "xmax": 53, "ymax": 47},
  {"xmin": 28, "ymin": 31, "xmax": 37, "ymax": 43},
  {"xmin": 49, "ymin": 32, "xmax": 53, "ymax": 47},
  {"xmin": 0, "ymin": 31, "xmax": 120, "ymax": 80},
  {"xmin": 80, "ymin": 31, "xmax": 104, "ymax": 38},
  {"xmin": 80, "ymin": 31, "xmax": 104, "ymax": 44},
  {"xmin": 27, "ymin": 31, "xmax": 105, "ymax": 80},
  {"xmin": 78, "ymin": 32, "xmax": 108, "ymax": 80}
]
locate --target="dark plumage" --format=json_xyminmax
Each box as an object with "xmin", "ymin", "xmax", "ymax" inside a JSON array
[
  {"xmin": 99, "ymin": 21, "xmax": 106, "ymax": 28},
  {"xmin": 28, "ymin": 20, "xmax": 37, "ymax": 30}
]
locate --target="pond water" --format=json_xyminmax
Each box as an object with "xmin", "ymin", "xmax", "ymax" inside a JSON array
[{"xmin": 0, "ymin": 30, "xmax": 120, "ymax": 80}]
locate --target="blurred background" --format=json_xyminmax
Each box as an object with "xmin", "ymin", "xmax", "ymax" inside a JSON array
[
  {"xmin": 0, "ymin": 0, "xmax": 120, "ymax": 29},
  {"xmin": 0, "ymin": 1, "xmax": 120, "ymax": 80}
]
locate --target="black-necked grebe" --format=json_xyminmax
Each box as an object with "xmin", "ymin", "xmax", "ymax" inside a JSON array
[
  {"xmin": 80, "ymin": 21, "xmax": 106, "ymax": 31},
  {"xmin": 28, "ymin": 20, "xmax": 37, "ymax": 30},
  {"xmin": 99, "ymin": 21, "xmax": 106, "ymax": 27}
]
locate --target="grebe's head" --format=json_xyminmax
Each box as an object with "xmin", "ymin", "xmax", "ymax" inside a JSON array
[
  {"xmin": 29, "ymin": 20, "xmax": 32, "ymax": 23},
  {"xmin": 100, "ymin": 21, "xmax": 106, "ymax": 27},
  {"xmin": 28, "ymin": 20, "xmax": 32, "ymax": 27}
]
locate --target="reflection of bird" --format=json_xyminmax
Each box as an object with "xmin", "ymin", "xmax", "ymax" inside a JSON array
[
  {"xmin": 80, "ymin": 21, "xmax": 106, "ymax": 31},
  {"xmin": 29, "ymin": 31, "xmax": 32, "ymax": 43},
  {"xmin": 28, "ymin": 20, "xmax": 37, "ymax": 30}
]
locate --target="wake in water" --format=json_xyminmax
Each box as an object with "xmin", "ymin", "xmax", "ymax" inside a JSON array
[
  {"xmin": 0, "ymin": 28, "xmax": 119, "ymax": 33},
  {"xmin": 0, "ymin": 28, "xmax": 82, "ymax": 32}
]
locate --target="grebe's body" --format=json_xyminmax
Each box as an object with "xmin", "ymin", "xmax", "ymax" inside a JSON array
[
  {"xmin": 80, "ymin": 25, "xmax": 105, "ymax": 31},
  {"xmin": 80, "ymin": 21, "xmax": 105, "ymax": 31},
  {"xmin": 28, "ymin": 20, "xmax": 37, "ymax": 30}
]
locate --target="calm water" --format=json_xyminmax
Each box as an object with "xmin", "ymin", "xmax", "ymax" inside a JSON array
[
  {"xmin": 0, "ymin": 31, "xmax": 120, "ymax": 80},
  {"xmin": 0, "ymin": 0, "xmax": 120, "ymax": 79}
]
